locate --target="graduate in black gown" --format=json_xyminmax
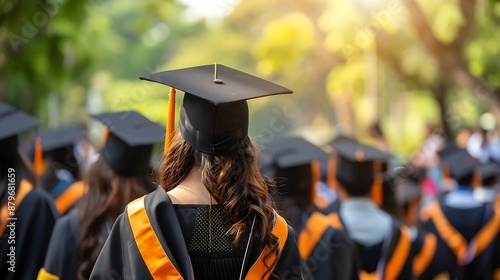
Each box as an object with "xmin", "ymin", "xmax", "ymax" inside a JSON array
[
  {"xmin": 0, "ymin": 102, "xmax": 59, "ymax": 280},
  {"xmin": 419, "ymin": 149, "xmax": 500, "ymax": 279},
  {"xmin": 91, "ymin": 64, "xmax": 303, "ymax": 279},
  {"xmin": 264, "ymin": 136, "xmax": 358, "ymax": 280},
  {"xmin": 331, "ymin": 140, "xmax": 415, "ymax": 279},
  {"xmin": 37, "ymin": 124, "xmax": 86, "ymax": 215},
  {"xmin": 393, "ymin": 171, "xmax": 442, "ymax": 280},
  {"xmin": 321, "ymin": 138, "xmax": 402, "ymax": 222},
  {"xmin": 37, "ymin": 111, "xmax": 161, "ymax": 280}
]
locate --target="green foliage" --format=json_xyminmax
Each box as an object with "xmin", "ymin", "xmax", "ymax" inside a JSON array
[{"xmin": 2, "ymin": 0, "xmax": 500, "ymax": 156}]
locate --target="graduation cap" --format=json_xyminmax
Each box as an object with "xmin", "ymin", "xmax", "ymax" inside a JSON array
[
  {"xmin": 440, "ymin": 149, "xmax": 481, "ymax": 185},
  {"xmin": 0, "ymin": 102, "xmax": 39, "ymax": 159},
  {"xmin": 140, "ymin": 64, "xmax": 293, "ymax": 155},
  {"xmin": 39, "ymin": 124, "xmax": 84, "ymax": 153},
  {"xmin": 37, "ymin": 124, "xmax": 84, "ymax": 174},
  {"xmin": 91, "ymin": 111, "xmax": 165, "ymax": 177},
  {"xmin": 394, "ymin": 179, "xmax": 421, "ymax": 206},
  {"xmin": 476, "ymin": 162, "xmax": 500, "ymax": 186},
  {"xmin": 264, "ymin": 137, "xmax": 328, "ymax": 194},
  {"xmin": 321, "ymin": 135, "xmax": 359, "ymax": 189},
  {"xmin": 334, "ymin": 141, "xmax": 392, "ymax": 204}
]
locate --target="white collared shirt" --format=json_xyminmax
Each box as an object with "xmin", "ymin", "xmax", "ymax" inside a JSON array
[{"xmin": 339, "ymin": 197, "xmax": 392, "ymax": 246}]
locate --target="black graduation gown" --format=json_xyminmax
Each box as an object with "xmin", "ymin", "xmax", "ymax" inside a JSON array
[
  {"xmin": 90, "ymin": 187, "xmax": 303, "ymax": 279},
  {"xmin": 410, "ymin": 228, "xmax": 440, "ymax": 280},
  {"xmin": 354, "ymin": 218, "xmax": 413, "ymax": 280},
  {"xmin": 38, "ymin": 210, "xmax": 81, "ymax": 280},
  {"xmin": 297, "ymin": 211, "xmax": 358, "ymax": 280},
  {"xmin": 0, "ymin": 188, "xmax": 59, "ymax": 280},
  {"xmin": 320, "ymin": 198, "xmax": 341, "ymax": 215},
  {"xmin": 420, "ymin": 197, "xmax": 500, "ymax": 279}
]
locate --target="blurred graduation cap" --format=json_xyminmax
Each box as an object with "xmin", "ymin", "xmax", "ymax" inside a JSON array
[
  {"xmin": 0, "ymin": 102, "xmax": 39, "ymax": 159},
  {"xmin": 37, "ymin": 124, "xmax": 84, "ymax": 175},
  {"xmin": 39, "ymin": 124, "xmax": 84, "ymax": 154},
  {"xmin": 440, "ymin": 149, "xmax": 481, "ymax": 185},
  {"xmin": 263, "ymin": 137, "xmax": 328, "ymax": 194},
  {"xmin": 91, "ymin": 111, "xmax": 165, "ymax": 177},
  {"xmin": 334, "ymin": 141, "xmax": 392, "ymax": 204},
  {"xmin": 476, "ymin": 162, "xmax": 500, "ymax": 186},
  {"xmin": 140, "ymin": 64, "xmax": 292, "ymax": 155},
  {"xmin": 320, "ymin": 135, "xmax": 359, "ymax": 189},
  {"xmin": 394, "ymin": 178, "xmax": 421, "ymax": 206}
]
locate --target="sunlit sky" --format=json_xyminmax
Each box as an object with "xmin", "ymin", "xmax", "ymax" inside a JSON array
[{"xmin": 179, "ymin": 0, "xmax": 240, "ymax": 18}]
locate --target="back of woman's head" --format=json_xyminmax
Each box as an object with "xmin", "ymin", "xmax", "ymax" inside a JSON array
[
  {"xmin": 160, "ymin": 130, "xmax": 282, "ymax": 278},
  {"xmin": 76, "ymin": 156, "xmax": 156, "ymax": 280}
]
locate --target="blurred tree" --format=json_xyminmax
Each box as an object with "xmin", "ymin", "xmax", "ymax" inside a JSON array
[{"xmin": 403, "ymin": 0, "xmax": 500, "ymax": 132}]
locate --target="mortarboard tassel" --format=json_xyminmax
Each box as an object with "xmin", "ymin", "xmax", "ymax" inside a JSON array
[
  {"xmin": 327, "ymin": 157, "xmax": 337, "ymax": 191},
  {"xmin": 311, "ymin": 159, "xmax": 327, "ymax": 209},
  {"xmin": 34, "ymin": 136, "xmax": 43, "ymax": 176},
  {"xmin": 442, "ymin": 165, "xmax": 450, "ymax": 179},
  {"xmin": 101, "ymin": 126, "xmax": 109, "ymax": 147},
  {"xmin": 471, "ymin": 170, "xmax": 482, "ymax": 189},
  {"xmin": 371, "ymin": 161, "xmax": 383, "ymax": 206},
  {"xmin": 165, "ymin": 87, "xmax": 176, "ymax": 153},
  {"xmin": 406, "ymin": 197, "xmax": 419, "ymax": 225}
]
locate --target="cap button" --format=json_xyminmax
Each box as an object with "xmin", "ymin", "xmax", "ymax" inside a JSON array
[{"xmin": 213, "ymin": 78, "xmax": 224, "ymax": 84}]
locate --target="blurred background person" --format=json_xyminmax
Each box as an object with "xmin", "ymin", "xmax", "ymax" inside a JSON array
[
  {"xmin": 37, "ymin": 110, "xmax": 163, "ymax": 280},
  {"xmin": 37, "ymin": 124, "xmax": 87, "ymax": 215},
  {"xmin": 332, "ymin": 140, "xmax": 414, "ymax": 279},
  {"xmin": 0, "ymin": 103, "xmax": 59, "ymax": 280},
  {"xmin": 368, "ymin": 122, "xmax": 389, "ymax": 152},
  {"xmin": 264, "ymin": 136, "xmax": 358, "ymax": 279},
  {"xmin": 419, "ymin": 149, "xmax": 500, "ymax": 279}
]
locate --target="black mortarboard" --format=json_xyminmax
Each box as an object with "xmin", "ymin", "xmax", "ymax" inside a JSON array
[
  {"xmin": 264, "ymin": 137, "xmax": 328, "ymax": 194},
  {"xmin": 140, "ymin": 64, "xmax": 293, "ymax": 155},
  {"xmin": 39, "ymin": 124, "xmax": 84, "ymax": 153},
  {"xmin": 440, "ymin": 149, "xmax": 480, "ymax": 184},
  {"xmin": 37, "ymin": 124, "xmax": 84, "ymax": 175},
  {"xmin": 476, "ymin": 162, "xmax": 500, "ymax": 185},
  {"xmin": 91, "ymin": 111, "xmax": 165, "ymax": 177},
  {"xmin": 394, "ymin": 178, "xmax": 421, "ymax": 206},
  {"xmin": 0, "ymin": 102, "xmax": 39, "ymax": 158},
  {"xmin": 334, "ymin": 141, "xmax": 392, "ymax": 196},
  {"xmin": 321, "ymin": 135, "xmax": 359, "ymax": 182}
]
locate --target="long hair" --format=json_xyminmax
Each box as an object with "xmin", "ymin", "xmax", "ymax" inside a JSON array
[
  {"xmin": 76, "ymin": 156, "xmax": 156, "ymax": 280},
  {"xmin": 160, "ymin": 130, "xmax": 281, "ymax": 279}
]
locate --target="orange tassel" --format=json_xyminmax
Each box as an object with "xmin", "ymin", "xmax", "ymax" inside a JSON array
[
  {"xmin": 371, "ymin": 161, "xmax": 383, "ymax": 206},
  {"xmin": 471, "ymin": 170, "xmax": 482, "ymax": 189},
  {"xmin": 311, "ymin": 160, "xmax": 326, "ymax": 208},
  {"xmin": 442, "ymin": 165, "xmax": 450, "ymax": 179},
  {"xmin": 327, "ymin": 157, "xmax": 337, "ymax": 191},
  {"xmin": 34, "ymin": 136, "xmax": 43, "ymax": 176},
  {"xmin": 165, "ymin": 87, "xmax": 176, "ymax": 153},
  {"xmin": 101, "ymin": 126, "xmax": 109, "ymax": 147}
]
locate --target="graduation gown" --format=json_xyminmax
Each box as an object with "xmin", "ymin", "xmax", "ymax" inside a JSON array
[
  {"xmin": 332, "ymin": 213, "xmax": 413, "ymax": 280},
  {"xmin": 37, "ymin": 210, "xmax": 88, "ymax": 280},
  {"xmin": 419, "ymin": 197, "xmax": 500, "ymax": 279},
  {"xmin": 52, "ymin": 180, "xmax": 86, "ymax": 215},
  {"xmin": 0, "ymin": 180, "xmax": 59, "ymax": 280},
  {"xmin": 410, "ymin": 229, "xmax": 440, "ymax": 280},
  {"xmin": 298, "ymin": 211, "xmax": 358, "ymax": 280},
  {"xmin": 90, "ymin": 187, "xmax": 303, "ymax": 279}
]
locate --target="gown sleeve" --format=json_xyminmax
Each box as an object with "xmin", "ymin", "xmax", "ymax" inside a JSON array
[
  {"xmin": 275, "ymin": 225, "xmax": 304, "ymax": 280},
  {"xmin": 38, "ymin": 211, "xmax": 80, "ymax": 280},
  {"xmin": 0, "ymin": 189, "xmax": 59, "ymax": 280}
]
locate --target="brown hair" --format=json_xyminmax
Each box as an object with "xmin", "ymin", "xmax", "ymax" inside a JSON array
[
  {"xmin": 160, "ymin": 130, "xmax": 281, "ymax": 279},
  {"xmin": 76, "ymin": 156, "xmax": 156, "ymax": 280}
]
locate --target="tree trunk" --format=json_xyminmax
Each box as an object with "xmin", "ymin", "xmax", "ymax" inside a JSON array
[{"xmin": 434, "ymin": 82, "xmax": 453, "ymax": 139}]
